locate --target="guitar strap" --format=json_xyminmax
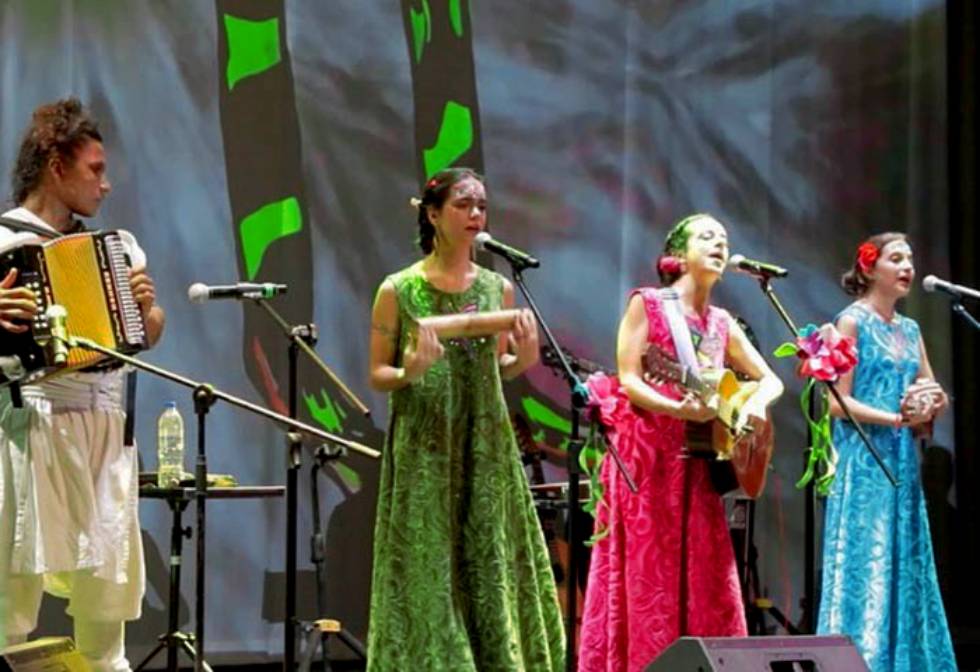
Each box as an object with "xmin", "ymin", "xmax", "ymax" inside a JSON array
[
  {"xmin": 657, "ymin": 288, "xmax": 701, "ymax": 377},
  {"xmin": 658, "ymin": 288, "xmax": 739, "ymax": 495}
]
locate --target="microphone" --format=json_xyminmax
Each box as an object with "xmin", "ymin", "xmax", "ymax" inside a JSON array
[
  {"xmin": 923, "ymin": 275, "xmax": 980, "ymax": 302},
  {"xmin": 728, "ymin": 254, "xmax": 788, "ymax": 279},
  {"xmin": 187, "ymin": 282, "xmax": 288, "ymax": 303},
  {"xmin": 474, "ymin": 232, "xmax": 540, "ymax": 269},
  {"xmin": 46, "ymin": 304, "xmax": 70, "ymax": 365}
]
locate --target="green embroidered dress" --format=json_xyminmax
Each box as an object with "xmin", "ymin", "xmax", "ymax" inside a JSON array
[{"xmin": 367, "ymin": 263, "xmax": 565, "ymax": 671}]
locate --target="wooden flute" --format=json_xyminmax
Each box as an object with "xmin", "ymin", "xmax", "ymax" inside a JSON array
[{"xmin": 413, "ymin": 309, "xmax": 521, "ymax": 339}]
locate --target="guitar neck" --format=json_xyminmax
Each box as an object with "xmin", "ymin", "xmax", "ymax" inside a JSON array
[{"xmin": 645, "ymin": 344, "xmax": 717, "ymax": 404}]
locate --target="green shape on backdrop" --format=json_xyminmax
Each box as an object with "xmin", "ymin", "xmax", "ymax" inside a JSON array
[
  {"xmin": 423, "ymin": 101, "xmax": 473, "ymax": 178},
  {"xmin": 305, "ymin": 389, "xmax": 361, "ymax": 492},
  {"xmin": 410, "ymin": 0, "xmax": 432, "ymax": 64},
  {"xmin": 223, "ymin": 14, "xmax": 282, "ymax": 91},
  {"xmin": 521, "ymin": 395, "xmax": 572, "ymax": 436},
  {"xmin": 331, "ymin": 462, "xmax": 363, "ymax": 493},
  {"xmin": 304, "ymin": 388, "xmax": 348, "ymax": 434},
  {"xmin": 239, "ymin": 197, "xmax": 302, "ymax": 280},
  {"xmin": 449, "ymin": 0, "xmax": 464, "ymax": 37}
]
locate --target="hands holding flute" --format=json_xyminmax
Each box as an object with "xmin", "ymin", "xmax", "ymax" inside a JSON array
[
  {"xmin": 402, "ymin": 324, "xmax": 444, "ymax": 384},
  {"xmin": 402, "ymin": 308, "xmax": 539, "ymax": 383},
  {"xmin": 501, "ymin": 308, "xmax": 539, "ymax": 380}
]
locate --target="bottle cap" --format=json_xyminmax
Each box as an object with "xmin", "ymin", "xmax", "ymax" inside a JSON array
[{"xmin": 165, "ymin": 401, "xmax": 177, "ymax": 409}]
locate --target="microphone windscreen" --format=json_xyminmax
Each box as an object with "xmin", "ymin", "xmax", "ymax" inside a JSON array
[
  {"xmin": 727, "ymin": 254, "xmax": 746, "ymax": 268},
  {"xmin": 187, "ymin": 283, "xmax": 209, "ymax": 304},
  {"xmin": 474, "ymin": 231, "xmax": 492, "ymax": 250},
  {"xmin": 922, "ymin": 275, "xmax": 939, "ymax": 293}
]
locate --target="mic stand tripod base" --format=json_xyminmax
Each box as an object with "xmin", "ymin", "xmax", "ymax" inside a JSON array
[
  {"xmin": 298, "ymin": 620, "xmax": 368, "ymax": 672},
  {"xmin": 299, "ymin": 443, "xmax": 368, "ymax": 672},
  {"xmin": 135, "ymin": 633, "xmax": 212, "ymax": 672}
]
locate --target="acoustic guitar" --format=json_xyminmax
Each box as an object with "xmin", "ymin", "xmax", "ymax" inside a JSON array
[{"xmin": 642, "ymin": 344, "xmax": 774, "ymax": 498}]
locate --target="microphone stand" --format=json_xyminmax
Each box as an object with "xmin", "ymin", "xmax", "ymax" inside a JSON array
[
  {"xmin": 748, "ymin": 275, "xmax": 897, "ymax": 633},
  {"xmin": 507, "ymin": 262, "xmax": 634, "ymax": 672},
  {"xmin": 951, "ymin": 302, "xmax": 980, "ymax": 332},
  {"xmin": 249, "ymin": 297, "xmax": 371, "ymax": 671},
  {"xmin": 61, "ymin": 336, "xmax": 378, "ymax": 672}
]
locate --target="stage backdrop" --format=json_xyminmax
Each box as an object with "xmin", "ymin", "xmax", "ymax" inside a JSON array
[{"xmin": 0, "ymin": 0, "xmax": 952, "ymax": 663}]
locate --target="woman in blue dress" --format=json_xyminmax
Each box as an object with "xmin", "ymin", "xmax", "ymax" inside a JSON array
[{"xmin": 818, "ymin": 232, "xmax": 956, "ymax": 671}]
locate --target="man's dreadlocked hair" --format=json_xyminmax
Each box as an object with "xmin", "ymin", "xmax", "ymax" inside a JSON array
[{"xmin": 10, "ymin": 98, "xmax": 102, "ymax": 205}]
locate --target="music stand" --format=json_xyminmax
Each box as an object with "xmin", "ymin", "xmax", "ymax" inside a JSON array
[{"xmin": 135, "ymin": 486, "xmax": 285, "ymax": 672}]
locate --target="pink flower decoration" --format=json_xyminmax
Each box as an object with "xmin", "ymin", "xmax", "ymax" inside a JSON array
[
  {"xmin": 656, "ymin": 255, "xmax": 683, "ymax": 276},
  {"xmin": 796, "ymin": 323, "xmax": 858, "ymax": 382},
  {"xmin": 586, "ymin": 372, "xmax": 630, "ymax": 428}
]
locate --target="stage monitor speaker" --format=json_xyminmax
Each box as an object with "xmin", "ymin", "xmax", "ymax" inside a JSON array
[
  {"xmin": 0, "ymin": 637, "xmax": 90, "ymax": 671},
  {"xmin": 644, "ymin": 635, "xmax": 869, "ymax": 672}
]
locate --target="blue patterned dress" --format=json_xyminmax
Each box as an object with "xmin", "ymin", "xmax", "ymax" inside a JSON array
[{"xmin": 817, "ymin": 303, "xmax": 955, "ymax": 671}]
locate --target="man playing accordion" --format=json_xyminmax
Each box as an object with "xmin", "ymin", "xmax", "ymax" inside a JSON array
[{"xmin": 0, "ymin": 98, "xmax": 164, "ymax": 672}]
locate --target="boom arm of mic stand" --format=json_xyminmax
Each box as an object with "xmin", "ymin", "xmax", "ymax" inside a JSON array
[
  {"xmin": 952, "ymin": 302, "xmax": 980, "ymax": 331},
  {"xmin": 756, "ymin": 279, "xmax": 897, "ymax": 486},
  {"xmin": 251, "ymin": 298, "xmax": 371, "ymax": 417},
  {"xmin": 509, "ymin": 269, "xmax": 636, "ymax": 492},
  {"xmin": 509, "ymin": 267, "xmax": 636, "ymax": 672},
  {"xmin": 65, "ymin": 336, "xmax": 379, "ymax": 459}
]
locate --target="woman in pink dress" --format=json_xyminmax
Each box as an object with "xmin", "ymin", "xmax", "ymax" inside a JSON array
[{"xmin": 578, "ymin": 214, "xmax": 784, "ymax": 671}]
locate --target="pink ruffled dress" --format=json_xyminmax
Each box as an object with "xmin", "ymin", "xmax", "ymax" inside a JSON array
[{"xmin": 578, "ymin": 288, "xmax": 746, "ymax": 671}]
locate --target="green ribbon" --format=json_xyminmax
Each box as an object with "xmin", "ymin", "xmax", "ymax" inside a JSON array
[
  {"xmin": 774, "ymin": 336, "xmax": 839, "ymax": 496},
  {"xmin": 579, "ymin": 419, "xmax": 610, "ymax": 546},
  {"xmin": 795, "ymin": 378, "xmax": 838, "ymax": 496}
]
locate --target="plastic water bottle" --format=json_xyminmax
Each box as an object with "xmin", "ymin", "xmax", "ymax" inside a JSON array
[{"xmin": 157, "ymin": 401, "xmax": 185, "ymax": 488}]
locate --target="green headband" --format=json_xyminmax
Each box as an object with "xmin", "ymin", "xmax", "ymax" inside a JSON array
[{"xmin": 664, "ymin": 213, "xmax": 711, "ymax": 255}]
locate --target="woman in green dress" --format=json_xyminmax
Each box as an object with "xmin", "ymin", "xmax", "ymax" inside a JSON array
[{"xmin": 367, "ymin": 167, "xmax": 565, "ymax": 670}]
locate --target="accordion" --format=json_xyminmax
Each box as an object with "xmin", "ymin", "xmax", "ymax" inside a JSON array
[{"xmin": 0, "ymin": 230, "xmax": 147, "ymax": 385}]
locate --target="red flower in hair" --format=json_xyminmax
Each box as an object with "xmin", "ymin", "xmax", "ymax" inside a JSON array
[
  {"xmin": 425, "ymin": 177, "xmax": 438, "ymax": 190},
  {"xmin": 856, "ymin": 242, "xmax": 879, "ymax": 274},
  {"xmin": 656, "ymin": 255, "xmax": 683, "ymax": 276}
]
